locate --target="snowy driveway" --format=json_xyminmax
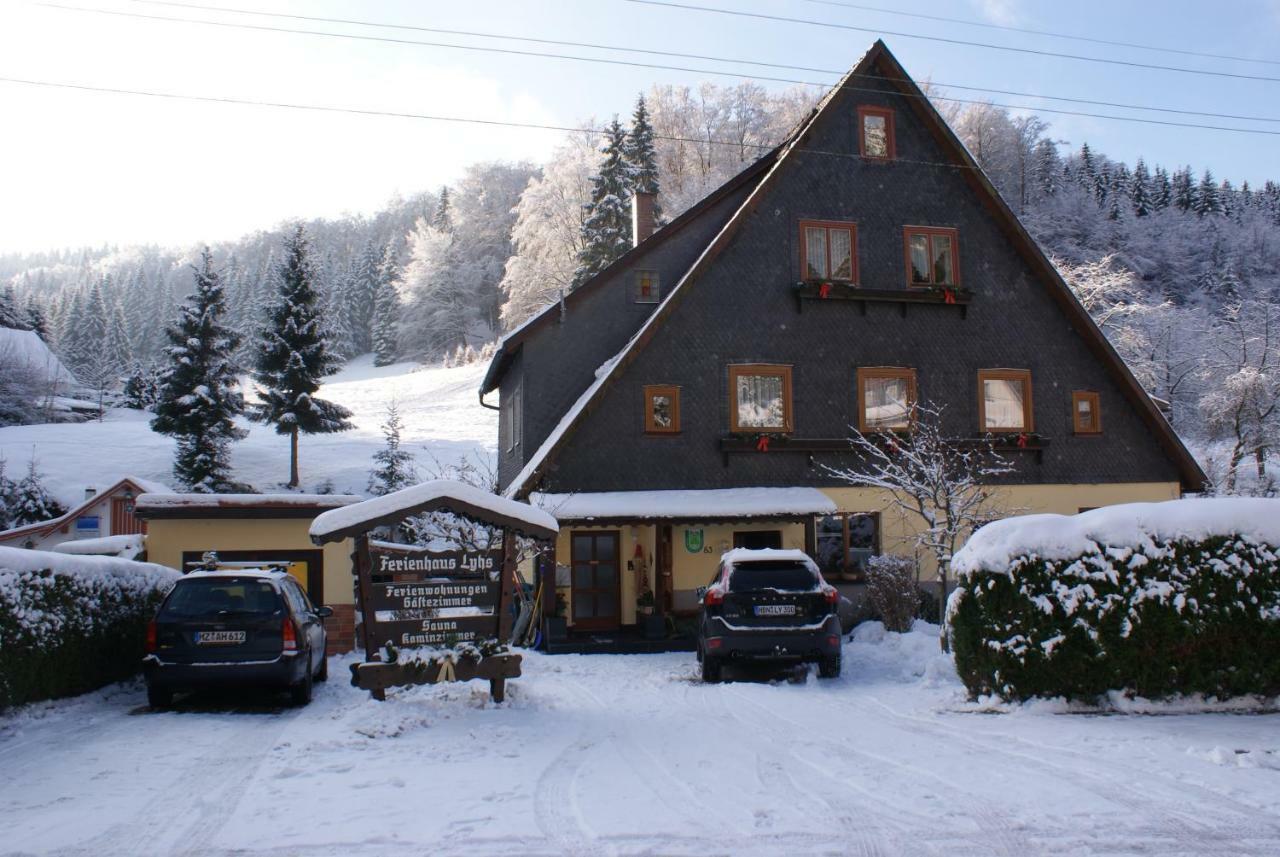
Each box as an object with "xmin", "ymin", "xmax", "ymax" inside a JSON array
[{"xmin": 3, "ymin": 625, "xmax": 1280, "ymax": 857}]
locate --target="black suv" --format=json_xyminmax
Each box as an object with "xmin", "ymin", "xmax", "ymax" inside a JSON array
[
  {"xmin": 696, "ymin": 549, "xmax": 842, "ymax": 682},
  {"xmin": 142, "ymin": 570, "xmax": 332, "ymax": 708}
]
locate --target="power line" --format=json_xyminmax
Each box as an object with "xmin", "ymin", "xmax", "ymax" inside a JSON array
[
  {"xmin": 796, "ymin": 0, "xmax": 1280, "ymax": 68},
  {"xmin": 29, "ymin": 2, "xmax": 1280, "ymax": 137},
  {"xmin": 622, "ymin": 0, "xmax": 1280, "ymax": 84},
  {"xmin": 84, "ymin": 0, "xmax": 1278, "ymax": 124}
]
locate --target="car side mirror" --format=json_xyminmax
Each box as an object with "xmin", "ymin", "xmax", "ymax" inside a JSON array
[{"xmin": 315, "ymin": 606, "xmax": 334, "ymax": 619}]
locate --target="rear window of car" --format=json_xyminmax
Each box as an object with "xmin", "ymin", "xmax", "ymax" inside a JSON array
[
  {"xmin": 727, "ymin": 561, "xmax": 818, "ymax": 593},
  {"xmin": 162, "ymin": 579, "xmax": 284, "ymax": 617}
]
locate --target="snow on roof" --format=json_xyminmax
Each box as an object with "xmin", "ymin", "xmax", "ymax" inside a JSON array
[
  {"xmin": 124, "ymin": 476, "xmax": 170, "ymax": 495},
  {"xmin": 952, "ymin": 497, "xmax": 1280, "ymax": 576},
  {"xmin": 532, "ymin": 487, "xmax": 837, "ymax": 521},
  {"xmin": 0, "ymin": 326, "xmax": 78, "ymax": 388},
  {"xmin": 0, "ymin": 475, "xmax": 172, "ymax": 541},
  {"xmin": 51, "ymin": 534, "xmax": 144, "ymax": 560},
  {"xmin": 310, "ymin": 479, "xmax": 559, "ymax": 542},
  {"xmin": 0, "ymin": 544, "xmax": 178, "ymax": 586},
  {"xmin": 136, "ymin": 493, "xmax": 361, "ymax": 510}
]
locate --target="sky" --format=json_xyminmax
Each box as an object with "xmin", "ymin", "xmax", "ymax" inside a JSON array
[{"xmin": 1, "ymin": 0, "xmax": 1278, "ymax": 255}]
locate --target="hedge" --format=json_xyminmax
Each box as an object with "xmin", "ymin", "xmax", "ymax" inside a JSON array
[
  {"xmin": 948, "ymin": 499, "xmax": 1280, "ymax": 703},
  {"xmin": 0, "ymin": 546, "xmax": 179, "ymax": 710}
]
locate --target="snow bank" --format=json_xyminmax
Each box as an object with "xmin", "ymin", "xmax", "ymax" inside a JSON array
[
  {"xmin": 532, "ymin": 487, "xmax": 837, "ymax": 521},
  {"xmin": 953, "ymin": 497, "xmax": 1280, "ymax": 576},
  {"xmin": 51, "ymin": 534, "xmax": 145, "ymax": 560},
  {"xmin": 311, "ymin": 479, "xmax": 558, "ymax": 541},
  {"xmin": 0, "ymin": 545, "xmax": 177, "ymax": 583}
]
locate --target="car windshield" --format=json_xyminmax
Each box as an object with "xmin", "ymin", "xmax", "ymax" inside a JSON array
[
  {"xmin": 728, "ymin": 561, "xmax": 818, "ymax": 593},
  {"xmin": 162, "ymin": 579, "xmax": 283, "ymax": 617}
]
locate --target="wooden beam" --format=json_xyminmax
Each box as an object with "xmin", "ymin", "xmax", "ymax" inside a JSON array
[
  {"xmin": 498, "ymin": 529, "xmax": 517, "ymax": 644},
  {"xmin": 352, "ymin": 533, "xmax": 385, "ymax": 701}
]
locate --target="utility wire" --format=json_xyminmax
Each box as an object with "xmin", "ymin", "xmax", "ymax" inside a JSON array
[
  {"xmin": 796, "ymin": 0, "xmax": 1280, "ymax": 68},
  {"xmin": 29, "ymin": 2, "xmax": 1280, "ymax": 137},
  {"xmin": 622, "ymin": 0, "xmax": 1280, "ymax": 84},
  {"xmin": 72, "ymin": 0, "xmax": 1276, "ymax": 124}
]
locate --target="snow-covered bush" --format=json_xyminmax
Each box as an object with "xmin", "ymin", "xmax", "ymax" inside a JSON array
[
  {"xmin": 948, "ymin": 499, "xmax": 1280, "ymax": 703},
  {"xmin": 866, "ymin": 555, "xmax": 918, "ymax": 633},
  {"xmin": 0, "ymin": 547, "xmax": 180, "ymax": 709}
]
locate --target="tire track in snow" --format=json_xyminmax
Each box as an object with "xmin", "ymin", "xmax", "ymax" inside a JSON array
[
  {"xmin": 724, "ymin": 682, "xmax": 1042, "ymax": 857},
  {"xmin": 531, "ymin": 677, "xmax": 609, "ymax": 857}
]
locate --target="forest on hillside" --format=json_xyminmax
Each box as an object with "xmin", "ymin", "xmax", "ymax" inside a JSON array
[{"xmin": 2, "ymin": 79, "xmax": 1278, "ymax": 493}]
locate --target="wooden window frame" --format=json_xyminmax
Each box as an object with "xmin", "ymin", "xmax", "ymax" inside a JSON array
[
  {"xmin": 1072, "ymin": 390, "xmax": 1102, "ymax": 435},
  {"xmin": 978, "ymin": 369, "xmax": 1034, "ymax": 434},
  {"xmin": 643, "ymin": 384, "xmax": 681, "ymax": 434},
  {"xmin": 728, "ymin": 363, "xmax": 794, "ymax": 434},
  {"xmin": 856, "ymin": 367, "xmax": 917, "ymax": 433},
  {"xmin": 799, "ymin": 220, "xmax": 859, "ymax": 284},
  {"xmin": 815, "ymin": 512, "xmax": 881, "ymax": 582},
  {"xmin": 903, "ymin": 226, "xmax": 961, "ymax": 289},
  {"xmin": 857, "ymin": 106, "xmax": 896, "ymax": 161},
  {"xmin": 634, "ymin": 269, "xmax": 660, "ymax": 304}
]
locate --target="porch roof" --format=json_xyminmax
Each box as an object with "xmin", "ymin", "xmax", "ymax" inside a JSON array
[{"xmin": 531, "ymin": 487, "xmax": 837, "ymax": 524}]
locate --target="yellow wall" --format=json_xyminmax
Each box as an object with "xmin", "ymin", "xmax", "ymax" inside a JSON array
[{"xmin": 144, "ymin": 518, "xmax": 355, "ymax": 605}]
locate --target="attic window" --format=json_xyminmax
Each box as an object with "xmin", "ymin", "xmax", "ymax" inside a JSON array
[
  {"xmin": 979, "ymin": 369, "xmax": 1033, "ymax": 433},
  {"xmin": 800, "ymin": 221, "xmax": 857, "ymax": 282},
  {"xmin": 904, "ymin": 227, "xmax": 959, "ymax": 287},
  {"xmin": 729, "ymin": 364, "xmax": 793, "ymax": 434},
  {"xmin": 858, "ymin": 106, "xmax": 895, "ymax": 160},
  {"xmin": 644, "ymin": 385, "xmax": 680, "ymax": 434},
  {"xmin": 634, "ymin": 270, "xmax": 660, "ymax": 304},
  {"xmin": 1073, "ymin": 390, "xmax": 1101, "ymax": 434}
]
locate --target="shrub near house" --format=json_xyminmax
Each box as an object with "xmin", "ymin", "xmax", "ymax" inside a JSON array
[
  {"xmin": 948, "ymin": 499, "xmax": 1280, "ymax": 703},
  {"xmin": 0, "ymin": 547, "xmax": 179, "ymax": 709}
]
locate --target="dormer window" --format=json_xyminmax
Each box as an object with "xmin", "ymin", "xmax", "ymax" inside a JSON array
[
  {"xmin": 858, "ymin": 106, "xmax": 895, "ymax": 160},
  {"xmin": 800, "ymin": 221, "xmax": 857, "ymax": 283},
  {"xmin": 634, "ymin": 270, "xmax": 660, "ymax": 304}
]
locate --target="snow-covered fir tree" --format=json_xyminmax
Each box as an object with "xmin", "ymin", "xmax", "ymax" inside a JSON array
[
  {"xmin": 396, "ymin": 206, "xmax": 475, "ymax": 360},
  {"xmin": 432, "ymin": 186, "xmax": 452, "ymax": 232},
  {"xmin": 122, "ymin": 361, "xmax": 160, "ymax": 410},
  {"xmin": 9, "ymin": 457, "xmax": 67, "ymax": 527},
  {"xmin": 0, "ymin": 457, "xmax": 15, "ymax": 530},
  {"xmin": 0, "ymin": 286, "xmax": 26, "ymax": 329},
  {"xmin": 372, "ymin": 245, "xmax": 401, "ymax": 367},
  {"xmin": 368, "ymin": 400, "xmax": 417, "ymax": 496},
  {"xmin": 150, "ymin": 248, "xmax": 246, "ymax": 492},
  {"xmin": 624, "ymin": 94, "xmax": 663, "ymax": 224},
  {"xmin": 251, "ymin": 226, "xmax": 353, "ymax": 488},
  {"xmin": 1196, "ymin": 170, "xmax": 1223, "ymax": 217},
  {"xmin": 573, "ymin": 118, "xmax": 633, "ymax": 288}
]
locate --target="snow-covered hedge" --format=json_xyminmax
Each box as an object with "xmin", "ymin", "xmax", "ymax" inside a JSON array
[
  {"xmin": 0, "ymin": 547, "xmax": 180, "ymax": 709},
  {"xmin": 948, "ymin": 499, "xmax": 1280, "ymax": 703}
]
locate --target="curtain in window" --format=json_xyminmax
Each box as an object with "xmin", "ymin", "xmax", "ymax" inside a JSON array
[
  {"xmin": 983, "ymin": 378, "xmax": 1026, "ymax": 429},
  {"xmin": 909, "ymin": 234, "xmax": 930, "ymax": 284},
  {"xmin": 829, "ymin": 228, "xmax": 852, "ymax": 280},
  {"xmin": 931, "ymin": 234, "xmax": 954, "ymax": 284},
  {"xmin": 736, "ymin": 374, "xmax": 785, "ymax": 429},
  {"xmin": 805, "ymin": 227, "xmax": 827, "ymax": 279},
  {"xmin": 864, "ymin": 376, "xmax": 912, "ymax": 429}
]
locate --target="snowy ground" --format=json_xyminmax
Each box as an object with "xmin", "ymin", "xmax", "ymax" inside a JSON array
[
  {"xmin": 2, "ymin": 624, "xmax": 1279, "ymax": 857},
  {"xmin": 0, "ymin": 356, "xmax": 496, "ymax": 507}
]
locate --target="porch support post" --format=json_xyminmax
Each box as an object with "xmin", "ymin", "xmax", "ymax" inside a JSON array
[
  {"xmin": 353, "ymin": 532, "xmax": 385, "ymax": 701},
  {"xmin": 656, "ymin": 524, "xmax": 672, "ymax": 618},
  {"xmin": 498, "ymin": 528, "xmax": 517, "ymax": 643},
  {"xmin": 539, "ymin": 545, "xmax": 556, "ymax": 618}
]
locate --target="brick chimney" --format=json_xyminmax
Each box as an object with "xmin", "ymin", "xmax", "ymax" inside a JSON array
[{"xmin": 631, "ymin": 191, "xmax": 656, "ymax": 247}]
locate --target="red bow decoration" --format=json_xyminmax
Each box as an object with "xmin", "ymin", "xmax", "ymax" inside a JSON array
[
  {"xmin": 942, "ymin": 287, "xmax": 956, "ymax": 304},
  {"xmin": 1016, "ymin": 432, "xmax": 1029, "ymax": 448},
  {"xmin": 756, "ymin": 435, "xmax": 771, "ymax": 452},
  {"xmin": 819, "ymin": 282, "xmax": 832, "ymax": 299},
  {"xmin": 885, "ymin": 437, "xmax": 899, "ymax": 456}
]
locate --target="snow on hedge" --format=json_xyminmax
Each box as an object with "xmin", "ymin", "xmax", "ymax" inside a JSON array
[
  {"xmin": 51, "ymin": 534, "xmax": 145, "ymax": 560},
  {"xmin": 952, "ymin": 497, "xmax": 1280, "ymax": 576}
]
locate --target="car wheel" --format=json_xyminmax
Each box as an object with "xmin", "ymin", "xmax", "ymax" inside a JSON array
[
  {"xmin": 701, "ymin": 656, "xmax": 723, "ymax": 684},
  {"xmin": 818, "ymin": 654, "xmax": 842, "ymax": 679},
  {"xmin": 316, "ymin": 653, "xmax": 329, "ymax": 682},
  {"xmin": 290, "ymin": 662, "xmax": 314, "ymax": 706},
  {"xmin": 147, "ymin": 685, "xmax": 173, "ymax": 709}
]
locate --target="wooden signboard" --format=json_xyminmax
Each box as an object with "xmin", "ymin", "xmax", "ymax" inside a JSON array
[
  {"xmin": 372, "ymin": 548, "xmax": 502, "ymax": 578},
  {"xmin": 375, "ymin": 616, "xmax": 502, "ymax": 648},
  {"xmin": 369, "ymin": 580, "xmax": 499, "ymax": 612}
]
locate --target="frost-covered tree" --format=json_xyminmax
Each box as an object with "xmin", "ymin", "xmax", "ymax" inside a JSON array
[
  {"xmin": 9, "ymin": 456, "xmax": 67, "ymax": 527},
  {"xmin": 121, "ymin": 361, "xmax": 160, "ymax": 410},
  {"xmin": 372, "ymin": 246, "xmax": 401, "ymax": 367},
  {"xmin": 0, "ymin": 286, "xmax": 26, "ymax": 329},
  {"xmin": 1196, "ymin": 170, "xmax": 1223, "ymax": 217},
  {"xmin": 0, "ymin": 456, "xmax": 15, "ymax": 530},
  {"xmin": 1130, "ymin": 159, "xmax": 1152, "ymax": 217},
  {"xmin": 624, "ymin": 94, "xmax": 663, "ymax": 224},
  {"xmin": 573, "ymin": 118, "xmax": 633, "ymax": 288},
  {"xmin": 825, "ymin": 403, "xmax": 1015, "ymax": 650},
  {"xmin": 1172, "ymin": 167, "xmax": 1195, "ymax": 212},
  {"xmin": 1033, "ymin": 138, "xmax": 1061, "ymax": 199},
  {"xmin": 251, "ymin": 227, "xmax": 353, "ymax": 488},
  {"xmin": 396, "ymin": 214, "xmax": 476, "ymax": 360},
  {"xmin": 368, "ymin": 400, "xmax": 417, "ymax": 497},
  {"xmin": 150, "ymin": 249, "xmax": 246, "ymax": 492},
  {"xmin": 432, "ymin": 186, "xmax": 452, "ymax": 232}
]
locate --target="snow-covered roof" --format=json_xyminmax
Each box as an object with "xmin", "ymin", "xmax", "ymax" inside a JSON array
[
  {"xmin": 51, "ymin": 534, "xmax": 145, "ymax": 560},
  {"xmin": 532, "ymin": 487, "xmax": 837, "ymax": 521},
  {"xmin": 952, "ymin": 497, "xmax": 1280, "ymax": 576},
  {"xmin": 136, "ymin": 493, "xmax": 361, "ymax": 511},
  {"xmin": 0, "ymin": 544, "xmax": 178, "ymax": 584},
  {"xmin": 310, "ymin": 479, "xmax": 559, "ymax": 543},
  {"xmin": 0, "ymin": 326, "xmax": 78, "ymax": 388},
  {"xmin": 0, "ymin": 475, "xmax": 171, "ymax": 542}
]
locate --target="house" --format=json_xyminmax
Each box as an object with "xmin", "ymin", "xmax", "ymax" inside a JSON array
[
  {"xmin": 480, "ymin": 41, "xmax": 1206, "ymax": 638},
  {"xmin": 134, "ymin": 493, "xmax": 361, "ymax": 653},
  {"xmin": 0, "ymin": 475, "xmax": 168, "ymax": 552}
]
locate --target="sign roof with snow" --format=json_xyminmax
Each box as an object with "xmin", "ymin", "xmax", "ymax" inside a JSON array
[{"xmin": 309, "ymin": 480, "xmax": 558, "ymax": 544}]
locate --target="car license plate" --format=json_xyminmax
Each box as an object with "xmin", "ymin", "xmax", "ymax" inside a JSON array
[
  {"xmin": 195, "ymin": 630, "xmax": 246, "ymax": 645},
  {"xmin": 755, "ymin": 605, "xmax": 797, "ymax": 616}
]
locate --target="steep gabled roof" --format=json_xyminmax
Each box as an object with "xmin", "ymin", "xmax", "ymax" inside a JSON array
[
  {"xmin": 504, "ymin": 40, "xmax": 1206, "ymax": 498},
  {"xmin": 0, "ymin": 475, "xmax": 169, "ymax": 543},
  {"xmin": 479, "ymin": 141, "xmax": 787, "ymax": 397}
]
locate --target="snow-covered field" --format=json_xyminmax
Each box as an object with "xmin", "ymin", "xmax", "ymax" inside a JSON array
[
  {"xmin": 0, "ymin": 356, "xmax": 496, "ymax": 507},
  {"xmin": 2, "ymin": 624, "xmax": 1278, "ymax": 857}
]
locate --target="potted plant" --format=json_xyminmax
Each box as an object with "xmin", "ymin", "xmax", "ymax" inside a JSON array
[
  {"xmin": 544, "ymin": 591, "xmax": 568, "ymax": 642},
  {"xmin": 635, "ymin": 591, "xmax": 665, "ymax": 639},
  {"xmin": 636, "ymin": 590, "xmax": 655, "ymax": 616}
]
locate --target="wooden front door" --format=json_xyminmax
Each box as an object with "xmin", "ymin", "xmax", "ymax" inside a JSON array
[
  {"xmin": 111, "ymin": 497, "xmax": 144, "ymax": 535},
  {"xmin": 570, "ymin": 530, "xmax": 621, "ymax": 631}
]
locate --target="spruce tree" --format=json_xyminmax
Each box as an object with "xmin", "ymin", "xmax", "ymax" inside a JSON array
[
  {"xmin": 624, "ymin": 94, "xmax": 663, "ymax": 224},
  {"xmin": 151, "ymin": 249, "xmax": 246, "ymax": 492},
  {"xmin": 24, "ymin": 301, "xmax": 49, "ymax": 341},
  {"xmin": 368, "ymin": 400, "xmax": 417, "ymax": 496},
  {"xmin": 251, "ymin": 226, "xmax": 353, "ymax": 488},
  {"xmin": 1173, "ymin": 167, "xmax": 1195, "ymax": 212},
  {"xmin": 1033, "ymin": 139, "xmax": 1060, "ymax": 198},
  {"xmin": 432, "ymin": 186, "xmax": 452, "ymax": 232},
  {"xmin": 1152, "ymin": 166, "xmax": 1172, "ymax": 211},
  {"xmin": 1195, "ymin": 169, "xmax": 1222, "ymax": 217},
  {"xmin": 10, "ymin": 457, "xmax": 67, "ymax": 527},
  {"xmin": 1130, "ymin": 159, "xmax": 1152, "ymax": 217},
  {"xmin": 0, "ymin": 456, "xmax": 15, "ymax": 531},
  {"xmin": 573, "ymin": 118, "xmax": 633, "ymax": 288},
  {"xmin": 0, "ymin": 286, "xmax": 25, "ymax": 329},
  {"xmin": 372, "ymin": 245, "xmax": 400, "ymax": 367}
]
